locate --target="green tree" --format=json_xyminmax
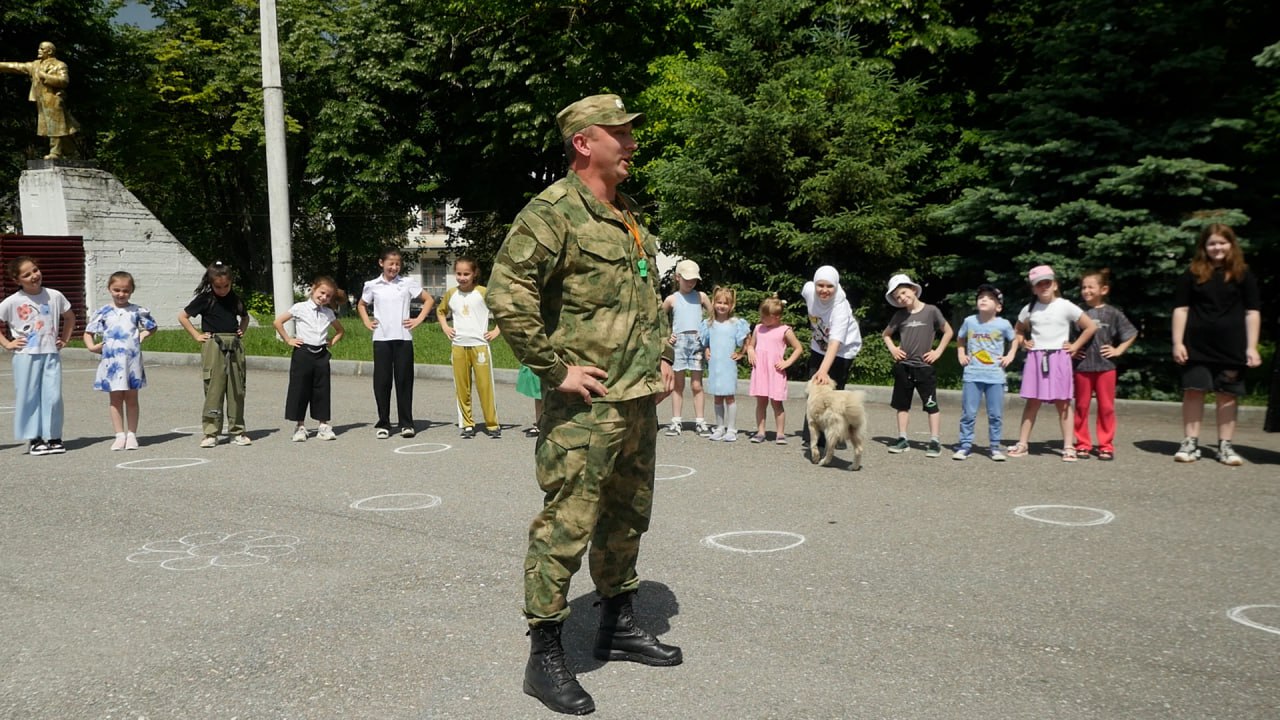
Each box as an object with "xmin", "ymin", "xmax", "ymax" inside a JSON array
[
  {"xmin": 932, "ymin": 0, "xmax": 1280, "ymax": 398},
  {"xmin": 1, "ymin": 0, "xmax": 123, "ymax": 227},
  {"xmin": 639, "ymin": 0, "xmax": 936, "ymax": 308}
]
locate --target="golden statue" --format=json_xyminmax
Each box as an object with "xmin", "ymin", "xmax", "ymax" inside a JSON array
[{"xmin": 1, "ymin": 41, "xmax": 81, "ymax": 160}]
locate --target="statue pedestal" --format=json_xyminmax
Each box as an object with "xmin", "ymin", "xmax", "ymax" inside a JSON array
[
  {"xmin": 27, "ymin": 158, "xmax": 98, "ymax": 170},
  {"xmin": 19, "ymin": 165, "xmax": 206, "ymax": 323}
]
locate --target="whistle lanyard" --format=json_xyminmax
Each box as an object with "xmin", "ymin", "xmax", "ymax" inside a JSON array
[{"xmin": 610, "ymin": 202, "xmax": 649, "ymax": 278}]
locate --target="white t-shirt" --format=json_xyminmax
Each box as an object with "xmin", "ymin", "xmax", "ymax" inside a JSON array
[
  {"xmin": 443, "ymin": 286, "xmax": 491, "ymax": 347},
  {"xmin": 287, "ymin": 301, "xmax": 336, "ymax": 346},
  {"xmin": 1, "ymin": 288, "xmax": 71, "ymax": 354},
  {"xmin": 361, "ymin": 275, "xmax": 422, "ymax": 342},
  {"xmin": 801, "ymin": 281, "xmax": 862, "ymax": 359},
  {"xmin": 1018, "ymin": 297, "xmax": 1083, "ymax": 349}
]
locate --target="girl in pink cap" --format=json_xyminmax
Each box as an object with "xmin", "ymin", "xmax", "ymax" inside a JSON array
[{"xmin": 1008, "ymin": 265, "xmax": 1097, "ymax": 461}]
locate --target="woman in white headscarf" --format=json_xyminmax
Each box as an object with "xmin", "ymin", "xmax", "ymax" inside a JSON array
[{"xmin": 800, "ymin": 266, "xmax": 863, "ymax": 448}]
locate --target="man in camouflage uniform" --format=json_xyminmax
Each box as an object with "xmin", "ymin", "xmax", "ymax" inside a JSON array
[{"xmin": 488, "ymin": 94, "xmax": 681, "ymax": 716}]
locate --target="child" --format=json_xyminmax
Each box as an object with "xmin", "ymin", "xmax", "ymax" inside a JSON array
[
  {"xmin": 1071, "ymin": 268, "xmax": 1138, "ymax": 460},
  {"xmin": 1171, "ymin": 223, "xmax": 1262, "ymax": 465},
  {"xmin": 1008, "ymin": 265, "xmax": 1097, "ymax": 461},
  {"xmin": 700, "ymin": 286, "xmax": 750, "ymax": 441},
  {"xmin": 273, "ymin": 276, "xmax": 345, "ymax": 442},
  {"xmin": 358, "ymin": 247, "xmax": 435, "ymax": 439},
  {"xmin": 178, "ymin": 261, "xmax": 252, "ymax": 448},
  {"xmin": 0, "ymin": 256, "xmax": 76, "ymax": 455},
  {"xmin": 437, "ymin": 257, "xmax": 501, "ymax": 439},
  {"xmin": 799, "ymin": 265, "xmax": 863, "ymax": 452},
  {"xmin": 83, "ymin": 271, "xmax": 157, "ymax": 450},
  {"xmin": 882, "ymin": 273, "xmax": 954, "ymax": 457},
  {"xmin": 745, "ymin": 296, "xmax": 804, "ymax": 443},
  {"xmin": 516, "ymin": 365, "xmax": 542, "ymax": 437},
  {"xmin": 662, "ymin": 259, "xmax": 713, "ymax": 436},
  {"xmin": 953, "ymin": 284, "xmax": 1018, "ymax": 461}
]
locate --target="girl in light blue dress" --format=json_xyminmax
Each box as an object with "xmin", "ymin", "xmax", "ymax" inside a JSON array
[
  {"xmin": 84, "ymin": 272, "xmax": 157, "ymax": 450},
  {"xmin": 700, "ymin": 286, "xmax": 750, "ymax": 442}
]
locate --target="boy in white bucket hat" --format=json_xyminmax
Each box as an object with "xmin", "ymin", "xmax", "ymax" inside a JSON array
[{"xmin": 882, "ymin": 273, "xmax": 953, "ymax": 457}]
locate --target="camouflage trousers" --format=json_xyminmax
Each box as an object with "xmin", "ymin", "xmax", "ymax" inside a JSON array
[
  {"xmin": 201, "ymin": 334, "xmax": 246, "ymax": 437},
  {"xmin": 524, "ymin": 393, "xmax": 657, "ymax": 625}
]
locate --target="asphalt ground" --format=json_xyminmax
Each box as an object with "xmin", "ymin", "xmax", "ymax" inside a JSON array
[{"xmin": 1, "ymin": 351, "xmax": 1277, "ymax": 719}]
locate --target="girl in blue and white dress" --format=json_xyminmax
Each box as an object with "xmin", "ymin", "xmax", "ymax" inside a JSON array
[
  {"xmin": 84, "ymin": 272, "xmax": 157, "ymax": 450},
  {"xmin": 700, "ymin": 286, "xmax": 750, "ymax": 442}
]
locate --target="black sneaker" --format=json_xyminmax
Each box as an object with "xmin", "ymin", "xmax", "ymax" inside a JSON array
[
  {"xmin": 28, "ymin": 438, "xmax": 49, "ymax": 456},
  {"xmin": 45, "ymin": 439, "xmax": 66, "ymax": 455},
  {"xmin": 489, "ymin": 428, "xmax": 502, "ymax": 439},
  {"xmin": 460, "ymin": 426, "xmax": 475, "ymax": 439}
]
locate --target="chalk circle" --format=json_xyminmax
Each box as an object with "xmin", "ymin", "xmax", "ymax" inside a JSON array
[
  {"xmin": 350, "ymin": 493, "xmax": 442, "ymax": 511},
  {"xmin": 1013, "ymin": 505, "xmax": 1115, "ymax": 526},
  {"xmin": 171, "ymin": 425, "xmax": 203, "ymax": 435},
  {"xmin": 393, "ymin": 443, "xmax": 451, "ymax": 455},
  {"xmin": 1227, "ymin": 605, "xmax": 1280, "ymax": 637},
  {"xmin": 656, "ymin": 464, "xmax": 696, "ymax": 481},
  {"xmin": 702, "ymin": 530, "xmax": 806, "ymax": 554},
  {"xmin": 117, "ymin": 457, "xmax": 210, "ymax": 471}
]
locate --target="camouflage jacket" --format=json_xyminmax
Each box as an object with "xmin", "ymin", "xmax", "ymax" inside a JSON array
[{"xmin": 488, "ymin": 171, "xmax": 670, "ymax": 402}]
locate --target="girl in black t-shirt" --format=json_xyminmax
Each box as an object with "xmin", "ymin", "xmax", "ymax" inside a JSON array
[
  {"xmin": 177, "ymin": 262, "xmax": 252, "ymax": 448},
  {"xmin": 1170, "ymin": 224, "xmax": 1262, "ymax": 465}
]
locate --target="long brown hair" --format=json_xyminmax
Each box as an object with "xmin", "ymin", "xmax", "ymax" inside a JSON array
[{"xmin": 1190, "ymin": 224, "xmax": 1248, "ymax": 284}]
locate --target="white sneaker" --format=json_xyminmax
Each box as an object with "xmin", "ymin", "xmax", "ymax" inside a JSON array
[
  {"xmin": 292, "ymin": 426, "xmax": 308, "ymax": 442},
  {"xmin": 125, "ymin": 432, "xmax": 139, "ymax": 450},
  {"xmin": 707, "ymin": 427, "xmax": 726, "ymax": 441},
  {"xmin": 375, "ymin": 428, "xmax": 390, "ymax": 439},
  {"xmin": 231, "ymin": 434, "xmax": 253, "ymax": 446},
  {"xmin": 199, "ymin": 435, "xmax": 218, "ymax": 448},
  {"xmin": 110, "ymin": 433, "xmax": 127, "ymax": 451},
  {"xmin": 952, "ymin": 447, "xmax": 970, "ymax": 461},
  {"xmin": 1173, "ymin": 437, "xmax": 1200, "ymax": 463},
  {"xmin": 722, "ymin": 429, "xmax": 738, "ymax": 443},
  {"xmin": 316, "ymin": 425, "xmax": 336, "ymax": 441},
  {"xmin": 695, "ymin": 421, "xmax": 713, "ymax": 437},
  {"xmin": 1218, "ymin": 441, "xmax": 1244, "ymax": 466},
  {"xmin": 663, "ymin": 420, "xmax": 682, "ymax": 436}
]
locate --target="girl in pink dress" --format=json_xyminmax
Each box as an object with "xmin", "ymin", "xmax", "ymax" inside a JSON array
[{"xmin": 745, "ymin": 296, "xmax": 805, "ymax": 443}]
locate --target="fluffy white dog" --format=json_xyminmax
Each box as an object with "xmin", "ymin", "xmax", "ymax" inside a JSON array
[{"xmin": 805, "ymin": 380, "xmax": 868, "ymax": 470}]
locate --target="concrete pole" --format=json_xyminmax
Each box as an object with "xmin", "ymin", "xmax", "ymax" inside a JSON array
[{"xmin": 259, "ymin": 0, "xmax": 294, "ymax": 328}]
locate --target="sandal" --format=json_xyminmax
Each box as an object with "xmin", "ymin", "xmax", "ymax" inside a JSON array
[
  {"xmin": 1006, "ymin": 442, "xmax": 1029, "ymax": 458},
  {"xmin": 1062, "ymin": 448, "xmax": 1078, "ymax": 462},
  {"xmin": 1097, "ymin": 450, "xmax": 1114, "ymax": 461}
]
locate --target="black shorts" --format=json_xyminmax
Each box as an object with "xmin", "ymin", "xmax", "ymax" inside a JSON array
[
  {"xmin": 891, "ymin": 363, "xmax": 939, "ymax": 413},
  {"xmin": 1181, "ymin": 362, "xmax": 1247, "ymax": 397}
]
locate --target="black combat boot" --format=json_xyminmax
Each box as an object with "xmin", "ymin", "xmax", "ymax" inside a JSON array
[
  {"xmin": 523, "ymin": 623, "xmax": 595, "ymax": 715},
  {"xmin": 592, "ymin": 591, "xmax": 683, "ymax": 666}
]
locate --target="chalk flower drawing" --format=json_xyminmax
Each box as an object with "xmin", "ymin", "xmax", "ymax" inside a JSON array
[{"xmin": 127, "ymin": 531, "xmax": 300, "ymax": 571}]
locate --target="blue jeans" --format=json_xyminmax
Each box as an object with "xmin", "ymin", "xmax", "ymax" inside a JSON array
[{"xmin": 958, "ymin": 380, "xmax": 1003, "ymax": 450}]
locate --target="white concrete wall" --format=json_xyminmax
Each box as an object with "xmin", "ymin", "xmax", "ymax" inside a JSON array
[{"xmin": 19, "ymin": 167, "xmax": 207, "ymax": 324}]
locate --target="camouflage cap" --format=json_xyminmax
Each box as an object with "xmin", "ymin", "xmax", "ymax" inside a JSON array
[{"xmin": 556, "ymin": 94, "xmax": 645, "ymax": 140}]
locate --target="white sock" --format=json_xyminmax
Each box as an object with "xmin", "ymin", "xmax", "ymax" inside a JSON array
[
  {"xmin": 726, "ymin": 402, "xmax": 737, "ymax": 431},
  {"xmin": 670, "ymin": 416, "xmax": 682, "ymax": 424},
  {"xmin": 713, "ymin": 405, "xmax": 724, "ymax": 428}
]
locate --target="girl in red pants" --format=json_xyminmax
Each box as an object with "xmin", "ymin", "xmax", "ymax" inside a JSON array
[{"xmin": 1071, "ymin": 269, "xmax": 1138, "ymax": 460}]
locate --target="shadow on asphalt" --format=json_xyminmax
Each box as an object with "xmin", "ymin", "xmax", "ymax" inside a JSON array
[
  {"xmin": 563, "ymin": 580, "xmax": 681, "ymax": 674},
  {"xmin": 1134, "ymin": 437, "xmax": 1280, "ymax": 465}
]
